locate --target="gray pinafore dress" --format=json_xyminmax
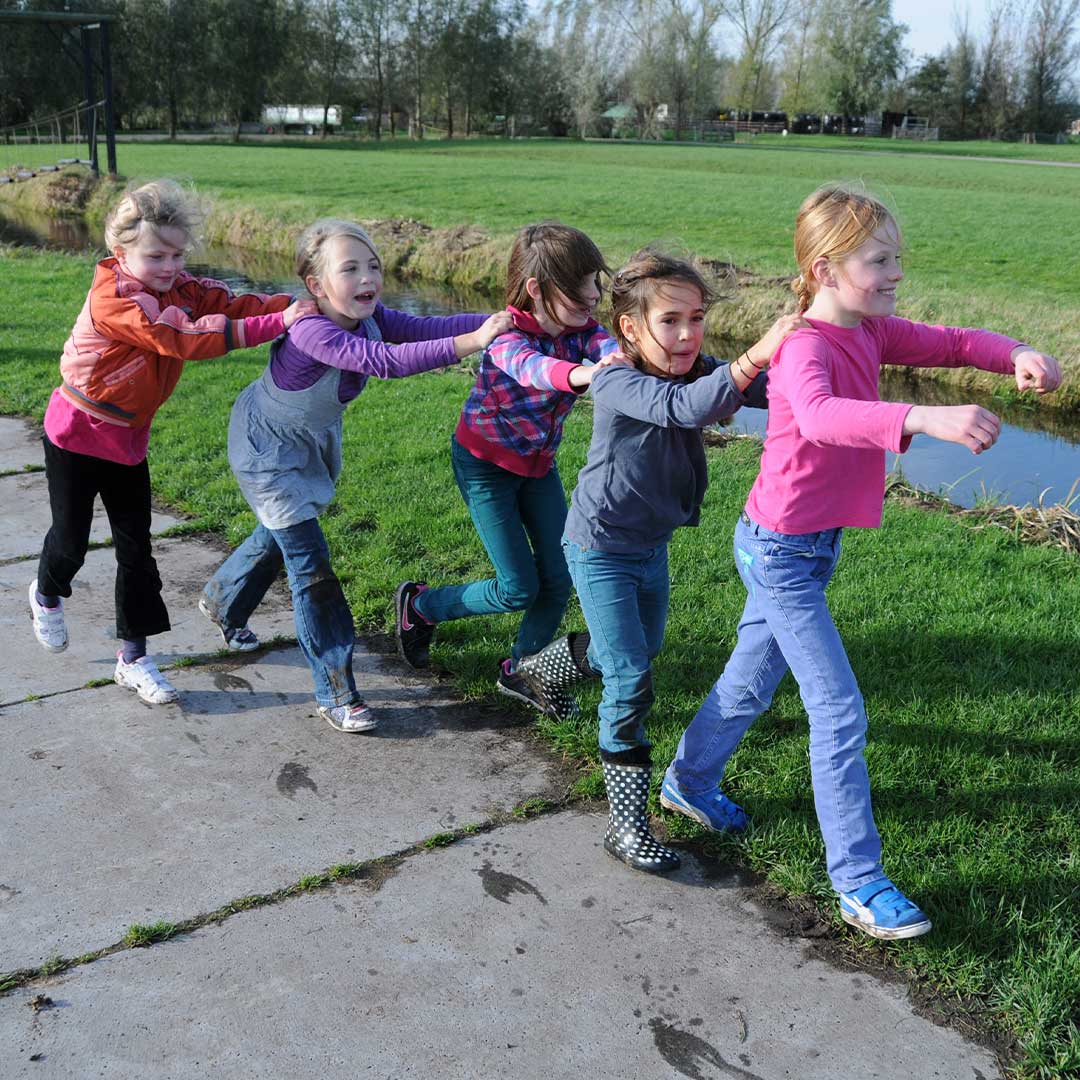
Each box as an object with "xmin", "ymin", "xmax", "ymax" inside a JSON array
[{"xmin": 227, "ymin": 316, "xmax": 381, "ymax": 531}]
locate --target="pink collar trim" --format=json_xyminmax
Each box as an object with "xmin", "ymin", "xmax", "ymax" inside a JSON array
[{"xmin": 507, "ymin": 304, "xmax": 598, "ymax": 337}]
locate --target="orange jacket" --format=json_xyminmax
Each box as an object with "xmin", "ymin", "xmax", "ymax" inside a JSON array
[{"xmin": 58, "ymin": 257, "xmax": 290, "ymax": 428}]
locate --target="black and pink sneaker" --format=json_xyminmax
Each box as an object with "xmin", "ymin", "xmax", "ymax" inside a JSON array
[{"xmin": 394, "ymin": 581, "xmax": 435, "ymax": 668}]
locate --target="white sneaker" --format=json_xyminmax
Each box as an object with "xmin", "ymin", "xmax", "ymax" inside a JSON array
[
  {"xmin": 318, "ymin": 701, "xmax": 377, "ymax": 733},
  {"xmin": 114, "ymin": 654, "xmax": 179, "ymax": 705},
  {"xmin": 29, "ymin": 579, "xmax": 68, "ymax": 653}
]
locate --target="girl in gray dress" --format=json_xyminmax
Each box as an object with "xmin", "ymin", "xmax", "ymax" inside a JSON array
[{"xmin": 201, "ymin": 219, "xmax": 510, "ymax": 732}]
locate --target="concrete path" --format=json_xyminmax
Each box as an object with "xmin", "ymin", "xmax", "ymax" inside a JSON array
[{"xmin": 0, "ymin": 417, "xmax": 1002, "ymax": 1079}]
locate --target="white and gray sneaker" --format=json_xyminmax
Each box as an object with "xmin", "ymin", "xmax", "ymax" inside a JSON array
[
  {"xmin": 318, "ymin": 701, "xmax": 377, "ymax": 733},
  {"xmin": 114, "ymin": 654, "xmax": 179, "ymax": 705},
  {"xmin": 29, "ymin": 579, "xmax": 68, "ymax": 653}
]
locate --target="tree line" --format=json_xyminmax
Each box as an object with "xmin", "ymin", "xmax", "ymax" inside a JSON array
[{"xmin": 0, "ymin": 0, "xmax": 1077, "ymax": 141}]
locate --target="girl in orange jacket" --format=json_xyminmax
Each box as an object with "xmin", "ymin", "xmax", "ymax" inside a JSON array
[{"xmin": 28, "ymin": 179, "xmax": 315, "ymax": 704}]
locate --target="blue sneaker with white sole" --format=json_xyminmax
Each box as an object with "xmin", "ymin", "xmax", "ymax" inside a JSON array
[
  {"xmin": 659, "ymin": 770, "xmax": 748, "ymax": 833},
  {"xmin": 838, "ymin": 879, "xmax": 931, "ymax": 940}
]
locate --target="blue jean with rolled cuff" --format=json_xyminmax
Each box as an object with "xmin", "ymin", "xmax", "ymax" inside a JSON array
[
  {"xmin": 201, "ymin": 518, "xmax": 358, "ymax": 708},
  {"xmin": 414, "ymin": 437, "xmax": 573, "ymax": 662},
  {"xmin": 669, "ymin": 514, "xmax": 884, "ymax": 894},
  {"xmin": 563, "ymin": 538, "xmax": 669, "ymax": 757}
]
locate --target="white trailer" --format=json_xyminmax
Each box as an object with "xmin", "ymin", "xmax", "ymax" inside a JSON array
[{"xmin": 261, "ymin": 105, "xmax": 342, "ymax": 134}]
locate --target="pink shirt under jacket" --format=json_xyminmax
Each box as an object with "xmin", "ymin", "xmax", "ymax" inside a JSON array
[{"xmin": 744, "ymin": 317, "xmax": 1020, "ymax": 534}]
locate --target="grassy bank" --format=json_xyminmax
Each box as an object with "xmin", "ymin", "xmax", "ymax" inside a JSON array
[
  {"xmin": 2, "ymin": 137, "xmax": 1078, "ymax": 406},
  {"xmin": 3, "ymin": 246, "xmax": 1078, "ymax": 1077}
]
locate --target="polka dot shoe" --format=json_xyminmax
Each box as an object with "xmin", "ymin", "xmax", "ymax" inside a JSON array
[
  {"xmin": 601, "ymin": 759, "xmax": 680, "ymax": 875},
  {"xmin": 516, "ymin": 633, "xmax": 597, "ymax": 723}
]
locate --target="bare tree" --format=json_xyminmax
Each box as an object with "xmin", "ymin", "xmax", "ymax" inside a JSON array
[
  {"xmin": 307, "ymin": 0, "xmax": 355, "ymax": 136},
  {"xmin": 975, "ymin": 1, "xmax": 1023, "ymax": 137},
  {"xmin": 670, "ymin": 0, "xmax": 726, "ymax": 134},
  {"xmin": 353, "ymin": 0, "xmax": 400, "ymax": 138},
  {"xmin": 724, "ymin": 0, "xmax": 795, "ymax": 113},
  {"xmin": 946, "ymin": 11, "xmax": 979, "ymax": 137},
  {"xmin": 1021, "ymin": 0, "xmax": 1080, "ymax": 133},
  {"xmin": 776, "ymin": 0, "xmax": 818, "ymax": 117}
]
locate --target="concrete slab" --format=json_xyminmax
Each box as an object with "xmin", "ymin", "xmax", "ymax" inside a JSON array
[
  {"xmin": 0, "ymin": 540, "xmax": 296, "ymax": 705},
  {"xmin": 0, "ymin": 646, "xmax": 556, "ymax": 971},
  {"xmin": 0, "ymin": 813, "xmax": 1001, "ymax": 1080},
  {"xmin": 0, "ymin": 472, "xmax": 180, "ymax": 561},
  {"xmin": 0, "ymin": 417, "xmax": 44, "ymax": 472}
]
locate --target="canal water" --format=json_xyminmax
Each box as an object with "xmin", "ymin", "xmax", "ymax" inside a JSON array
[{"xmin": 4, "ymin": 206, "xmax": 1079, "ymax": 510}]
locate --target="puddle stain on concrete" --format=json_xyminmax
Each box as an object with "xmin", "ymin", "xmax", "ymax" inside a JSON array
[
  {"xmin": 474, "ymin": 860, "xmax": 547, "ymax": 906},
  {"xmin": 275, "ymin": 761, "xmax": 318, "ymax": 798},
  {"xmin": 649, "ymin": 1017, "xmax": 763, "ymax": 1080},
  {"xmin": 184, "ymin": 731, "xmax": 209, "ymax": 755},
  {"xmin": 213, "ymin": 672, "xmax": 254, "ymax": 694}
]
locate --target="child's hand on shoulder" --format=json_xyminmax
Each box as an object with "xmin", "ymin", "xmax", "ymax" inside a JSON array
[
  {"xmin": 568, "ymin": 352, "xmax": 634, "ymax": 389},
  {"xmin": 456, "ymin": 311, "xmax": 515, "ymax": 358},
  {"xmin": 598, "ymin": 351, "xmax": 636, "ymax": 369},
  {"xmin": 747, "ymin": 312, "xmax": 811, "ymax": 368},
  {"xmin": 1012, "ymin": 348, "xmax": 1062, "ymax": 395},
  {"xmin": 283, "ymin": 299, "xmax": 321, "ymax": 328}
]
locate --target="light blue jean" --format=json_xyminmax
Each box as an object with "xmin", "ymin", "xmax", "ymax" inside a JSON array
[
  {"xmin": 414, "ymin": 437, "xmax": 573, "ymax": 662},
  {"xmin": 563, "ymin": 538, "xmax": 669, "ymax": 757},
  {"xmin": 201, "ymin": 519, "xmax": 358, "ymax": 708},
  {"xmin": 670, "ymin": 514, "xmax": 883, "ymax": 893}
]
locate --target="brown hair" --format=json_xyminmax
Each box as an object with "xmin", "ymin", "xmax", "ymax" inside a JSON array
[
  {"xmin": 104, "ymin": 179, "xmax": 202, "ymax": 253},
  {"xmin": 505, "ymin": 221, "xmax": 610, "ymax": 324},
  {"xmin": 610, "ymin": 249, "xmax": 714, "ymax": 375},
  {"xmin": 792, "ymin": 184, "xmax": 899, "ymax": 312},
  {"xmin": 295, "ymin": 218, "xmax": 380, "ymax": 284}
]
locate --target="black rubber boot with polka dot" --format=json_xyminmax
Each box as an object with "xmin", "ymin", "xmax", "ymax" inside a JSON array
[
  {"xmin": 601, "ymin": 759, "xmax": 681, "ymax": 875},
  {"xmin": 517, "ymin": 632, "xmax": 597, "ymax": 723}
]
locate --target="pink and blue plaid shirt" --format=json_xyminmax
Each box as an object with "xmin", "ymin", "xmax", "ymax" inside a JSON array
[{"xmin": 454, "ymin": 305, "xmax": 619, "ymax": 477}]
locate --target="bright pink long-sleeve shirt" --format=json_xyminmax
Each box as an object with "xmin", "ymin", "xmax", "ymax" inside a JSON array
[{"xmin": 744, "ymin": 316, "xmax": 1020, "ymax": 534}]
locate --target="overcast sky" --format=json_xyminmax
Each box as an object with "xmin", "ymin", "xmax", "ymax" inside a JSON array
[{"xmin": 893, "ymin": 0, "xmax": 982, "ymax": 61}]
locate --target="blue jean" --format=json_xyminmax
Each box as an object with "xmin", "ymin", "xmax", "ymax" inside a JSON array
[
  {"xmin": 414, "ymin": 437, "xmax": 573, "ymax": 662},
  {"xmin": 670, "ymin": 515, "xmax": 883, "ymax": 893},
  {"xmin": 563, "ymin": 539, "xmax": 669, "ymax": 757},
  {"xmin": 201, "ymin": 519, "xmax": 358, "ymax": 708}
]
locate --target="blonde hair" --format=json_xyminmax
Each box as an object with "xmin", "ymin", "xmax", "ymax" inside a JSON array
[
  {"xmin": 104, "ymin": 179, "xmax": 202, "ymax": 253},
  {"xmin": 792, "ymin": 184, "xmax": 899, "ymax": 312},
  {"xmin": 610, "ymin": 248, "xmax": 714, "ymax": 375},
  {"xmin": 505, "ymin": 221, "xmax": 610, "ymax": 321},
  {"xmin": 295, "ymin": 219, "xmax": 380, "ymax": 284}
]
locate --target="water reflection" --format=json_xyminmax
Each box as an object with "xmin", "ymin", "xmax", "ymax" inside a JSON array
[{"xmin": 4, "ymin": 204, "xmax": 1079, "ymax": 508}]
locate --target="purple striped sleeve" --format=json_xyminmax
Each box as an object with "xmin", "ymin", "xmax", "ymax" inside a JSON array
[
  {"xmin": 285, "ymin": 314, "xmax": 460, "ymax": 379},
  {"xmin": 374, "ymin": 304, "xmax": 486, "ymax": 342}
]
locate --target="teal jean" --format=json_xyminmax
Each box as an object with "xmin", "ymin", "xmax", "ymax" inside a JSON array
[{"xmin": 414, "ymin": 437, "xmax": 573, "ymax": 661}]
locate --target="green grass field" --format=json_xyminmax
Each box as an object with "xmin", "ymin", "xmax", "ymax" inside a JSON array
[
  {"xmin": 2, "ymin": 245, "xmax": 1078, "ymax": 1077},
  {"xmin": 746, "ymin": 132, "xmax": 1080, "ymax": 161},
  {"xmin": 3, "ymin": 137, "xmax": 1077, "ymax": 402}
]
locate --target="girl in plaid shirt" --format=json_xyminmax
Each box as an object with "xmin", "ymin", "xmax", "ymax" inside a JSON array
[{"xmin": 394, "ymin": 222, "xmax": 628, "ymax": 715}]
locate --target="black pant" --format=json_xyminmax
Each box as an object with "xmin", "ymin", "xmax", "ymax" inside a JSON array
[{"xmin": 37, "ymin": 434, "xmax": 170, "ymax": 640}]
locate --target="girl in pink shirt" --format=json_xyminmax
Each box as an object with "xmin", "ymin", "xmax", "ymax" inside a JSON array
[{"xmin": 661, "ymin": 184, "xmax": 1061, "ymax": 940}]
